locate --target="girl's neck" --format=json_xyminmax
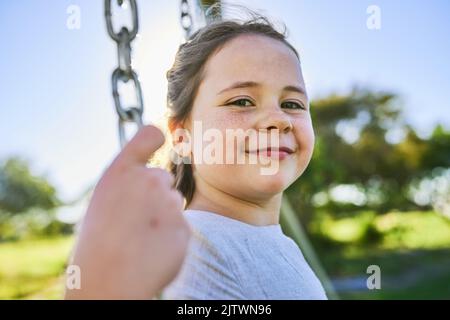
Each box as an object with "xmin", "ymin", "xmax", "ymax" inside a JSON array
[{"xmin": 186, "ymin": 177, "xmax": 282, "ymax": 226}]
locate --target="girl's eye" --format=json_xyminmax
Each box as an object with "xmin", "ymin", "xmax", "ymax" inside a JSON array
[
  {"xmin": 282, "ymin": 101, "xmax": 305, "ymax": 110},
  {"xmin": 226, "ymin": 99, "xmax": 306, "ymax": 110},
  {"xmin": 226, "ymin": 98, "xmax": 254, "ymax": 107}
]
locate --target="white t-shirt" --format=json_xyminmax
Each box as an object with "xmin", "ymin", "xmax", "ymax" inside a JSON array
[{"xmin": 163, "ymin": 209, "xmax": 328, "ymax": 300}]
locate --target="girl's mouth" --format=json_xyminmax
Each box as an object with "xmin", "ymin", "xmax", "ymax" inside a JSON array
[{"xmin": 245, "ymin": 146, "xmax": 295, "ymax": 160}]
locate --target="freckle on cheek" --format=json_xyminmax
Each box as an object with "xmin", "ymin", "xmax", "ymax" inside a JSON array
[
  {"xmin": 210, "ymin": 116, "xmax": 240, "ymax": 130},
  {"xmin": 149, "ymin": 218, "xmax": 159, "ymax": 229}
]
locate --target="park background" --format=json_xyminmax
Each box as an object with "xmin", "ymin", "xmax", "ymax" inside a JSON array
[{"xmin": 0, "ymin": 0, "xmax": 449, "ymax": 299}]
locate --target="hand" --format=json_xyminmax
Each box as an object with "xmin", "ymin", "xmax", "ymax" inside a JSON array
[{"xmin": 65, "ymin": 125, "xmax": 190, "ymax": 299}]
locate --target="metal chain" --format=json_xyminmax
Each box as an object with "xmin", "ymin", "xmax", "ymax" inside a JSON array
[
  {"xmin": 180, "ymin": 0, "xmax": 193, "ymax": 39},
  {"xmin": 105, "ymin": 0, "xmax": 143, "ymax": 148}
]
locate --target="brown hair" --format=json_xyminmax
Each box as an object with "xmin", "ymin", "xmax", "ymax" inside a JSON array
[{"xmin": 166, "ymin": 11, "xmax": 300, "ymax": 207}]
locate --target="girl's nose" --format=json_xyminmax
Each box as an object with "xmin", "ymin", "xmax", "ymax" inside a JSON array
[{"xmin": 256, "ymin": 108, "xmax": 293, "ymax": 134}]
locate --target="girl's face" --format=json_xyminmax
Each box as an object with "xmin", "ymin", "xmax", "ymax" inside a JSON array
[{"xmin": 184, "ymin": 34, "xmax": 314, "ymax": 202}]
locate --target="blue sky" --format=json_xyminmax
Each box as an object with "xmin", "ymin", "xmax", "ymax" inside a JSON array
[{"xmin": 0, "ymin": 0, "xmax": 449, "ymax": 201}]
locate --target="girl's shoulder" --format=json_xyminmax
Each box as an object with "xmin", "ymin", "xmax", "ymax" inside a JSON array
[{"xmin": 182, "ymin": 209, "xmax": 238, "ymax": 251}]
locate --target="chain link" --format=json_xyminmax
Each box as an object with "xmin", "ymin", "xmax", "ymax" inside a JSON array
[
  {"xmin": 180, "ymin": 0, "xmax": 193, "ymax": 39},
  {"xmin": 105, "ymin": 0, "xmax": 143, "ymax": 148}
]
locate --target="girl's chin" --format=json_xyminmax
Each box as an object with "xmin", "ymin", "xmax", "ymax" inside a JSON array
[{"xmin": 250, "ymin": 174, "xmax": 291, "ymax": 195}]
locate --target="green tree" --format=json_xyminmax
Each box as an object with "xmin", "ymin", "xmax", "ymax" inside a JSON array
[
  {"xmin": 286, "ymin": 88, "xmax": 449, "ymax": 225},
  {"xmin": 0, "ymin": 157, "xmax": 60, "ymax": 215}
]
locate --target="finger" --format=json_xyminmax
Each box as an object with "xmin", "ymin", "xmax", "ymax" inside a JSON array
[
  {"xmin": 117, "ymin": 125, "xmax": 165, "ymax": 165},
  {"xmin": 146, "ymin": 168, "xmax": 176, "ymax": 189}
]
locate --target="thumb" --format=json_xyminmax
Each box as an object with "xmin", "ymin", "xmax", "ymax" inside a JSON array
[{"xmin": 117, "ymin": 125, "xmax": 165, "ymax": 165}]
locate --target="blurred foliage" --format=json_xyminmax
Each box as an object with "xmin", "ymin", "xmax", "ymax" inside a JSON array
[
  {"xmin": 0, "ymin": 157, "xmax": 71, "ymax": 242},
  {"xmin": 310, "ymin": 210, "xmax": 450, "ymax": 299},
  {"xmin": 0, "ymin": 157, "xmax": 60, "ymax": 214},
  {"xmin": 286, "ymin": 88, "xmax": 450, "ymax": 225},
  {"xmin": 0, "ymin": 209, "xmax": 73, "ymax": 242},
  {"xmin": 311, "ymin": 210, "xmax": 450, "ymax": 250}
]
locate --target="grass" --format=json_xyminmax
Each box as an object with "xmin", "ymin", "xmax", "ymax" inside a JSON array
[
  {"xmin": 0, "ymin": 236, "xmax": 74, "ymax": 299},
  {"xmin": 312, "ymin": 210, "xmax": 450, "ymax": 249},
  {"xmin": 326, "ymin": 247, "xmax": 450, "ymax": 299},
  {"xmin": 376, "ymin": 211, "xmax": 450, "ymax": 249},
  {"xmin": 311, "ymin": 210, "xmax": 450, "ymax": 299}
]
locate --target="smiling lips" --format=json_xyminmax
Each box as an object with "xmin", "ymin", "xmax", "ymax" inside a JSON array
[{"xmin": 245, "ymin": 146, "xmax": 295, "ymax": 160}]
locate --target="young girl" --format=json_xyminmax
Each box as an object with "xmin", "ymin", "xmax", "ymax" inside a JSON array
[
  {"xmin": 162, "ymin": 15, "xmax": 327, "ymax": 300},
  {"xmin": 66, "ymin": 13, "xmax": 326, "ymax": 300}
]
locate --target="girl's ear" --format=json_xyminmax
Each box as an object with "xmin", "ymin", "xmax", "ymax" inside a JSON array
[
  {"xmin": 169, "ymin": 119, "xmax": 190, "ymax": 145},
  {"xmin": 169, "ymin": 119, "xmax": 192, "ymax": 159}
]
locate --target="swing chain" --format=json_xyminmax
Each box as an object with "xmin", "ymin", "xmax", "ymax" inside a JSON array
[
  {"xmin": 180, "ymin": 0, "xmax": 193, "ymax": 39},
  {"xmin": 105, "ymin": 0, "xmax": 144, "ymax": 148}
]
